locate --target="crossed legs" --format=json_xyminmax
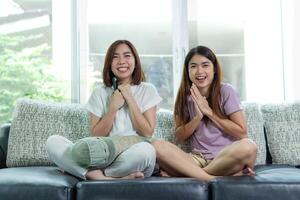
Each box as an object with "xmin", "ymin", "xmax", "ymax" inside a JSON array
[
  {"xmin": 152, "ymin": 140, "xmax": 214, "ymax": 181},
  {"xmin": 203, "ymin": 138, "xmax": 257, "ymax": 176},
  {"xmin": 87, "ymin": 142, "xmax": 156, "ymax": 180},
  {"xmin": 46, "ymin": 135, "xmax": 156, "ymax": 180},
  {"xmin": 152, "ymin": 138, "xmax": 257, "ymax": 181}
]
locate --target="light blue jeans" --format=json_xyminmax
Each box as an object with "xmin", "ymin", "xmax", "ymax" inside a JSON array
[{"xmin": 46, "ymin": 135, "xmax": 156, "ymax": 179}]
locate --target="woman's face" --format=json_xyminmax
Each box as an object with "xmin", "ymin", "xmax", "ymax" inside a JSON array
[
  {"xmin": 111, "ymin": 43, "xmax": 135, "ymax": 84},
  {"xmin": 188, "ymin": 54, "xmax": 214, "ymax": 95}
]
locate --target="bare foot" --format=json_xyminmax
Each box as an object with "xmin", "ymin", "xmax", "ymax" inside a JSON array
[
  {"xmin": 120, "ymin": 171, "xmax": 144, "ymax": 179},
  {"xmin": 242, "ymin": 167, "xmax": 255, "ymax": 176},
  {"xmin": 86, "ymin": 169, "xmax": 112, "ymax": 180},
  {"xmin": 86, "ymin": 169, "xmax": 144, "ymax": 180},
  {"xmin": 233, "ymin": 171, "xmax": 244, "ymax": 176},
  {"xmin": 233, "ymin": 167, "xmax": 255, "ymax": 176},
  {"xmin": 159, "ymin": 170, "xmax": 171, "ymax": 177}
]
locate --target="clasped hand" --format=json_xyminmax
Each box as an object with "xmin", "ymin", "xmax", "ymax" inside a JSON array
[
  {"xmin": 190, "ymin": 83, "xmax": 213, "ymax": 118},
  {"xmin": 109, "ymin": 83, "xmax": 133, "ymax": 111}
]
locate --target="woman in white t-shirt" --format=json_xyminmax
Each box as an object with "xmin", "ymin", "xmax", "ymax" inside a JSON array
[{"xmin": 46, "ymin": 40, "xmax": 162, "ymax": 180}]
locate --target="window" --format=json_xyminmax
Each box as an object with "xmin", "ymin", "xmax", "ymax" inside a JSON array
[
  {"xmin": 0, "ymin": 0, "xmax": 71, "ymax": 124},
  {"xmin": 79, "ymin": 0, "xmax": 288, "ymax": 108},
  {"xmin": 1, "ymin": 0, "xmax": 298, "ymax": 125},
  {"xmin": 80, "ymin": 0, "xmax": 173, "ymax": 109},
  {"xmin": 188, "ymin": 0, "xmax": 284, "ymax": 103}
]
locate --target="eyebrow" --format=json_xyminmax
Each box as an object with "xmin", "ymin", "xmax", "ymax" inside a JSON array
[
  {"xmin": 201, "ymin": 61, "xmax": 210, "ymax": 65},
  {"xmin": 189, "ymin": 61, "xmax": 210, "ymax": 66},
  {"xmin": 114, "ymin": 51, "xmax": 132, "ymax": 55}
]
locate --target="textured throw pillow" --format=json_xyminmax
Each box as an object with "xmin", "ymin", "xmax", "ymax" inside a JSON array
[
  {"xmin": 153, "ymin": 109, "xmax": 191, "ymax": 152},
  {"xmin": 261, "ymin": 103, "xmax": 300, "ymax": 166},
  {"xmin": 6, "ymin": 98, "xmax": 90, "ymax": 167},
  {"xmin": 241, "ymin": 102, "xmax": 266, "ymax": 165}
]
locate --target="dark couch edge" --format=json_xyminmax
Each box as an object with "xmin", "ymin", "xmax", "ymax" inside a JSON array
[{"xmin": 0, "ymin": 123, "xmax": 10, "ymax": 168}]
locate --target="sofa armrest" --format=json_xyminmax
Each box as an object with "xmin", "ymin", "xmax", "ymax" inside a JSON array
[{"xmin": 0, "ymin": 123, "xmax": 10, "ymax": 168}]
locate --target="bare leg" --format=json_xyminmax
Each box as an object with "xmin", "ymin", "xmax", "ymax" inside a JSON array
[
  {"xmin": 86, "ymin": 169, "xmax": 144, "ymax": 180},
  {"xmin": 203, "ymin": 138, "xmax": 257, "ymax": 176},
  {"xmin": 152, "ymin": 140, "xmax": 215, "ymax": 181}
]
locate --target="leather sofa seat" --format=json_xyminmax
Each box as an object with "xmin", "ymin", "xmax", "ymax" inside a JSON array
[
  {"xmin": 0, "ymin": 167, "xmax": 79, "ymax": 200},
  {"xmin": 76, "ymin": 177, "xmax": 208, "ymax": 200},
  {"xmin": 210, "ymin": 165, "xmax": 300, "ymax": 200}
]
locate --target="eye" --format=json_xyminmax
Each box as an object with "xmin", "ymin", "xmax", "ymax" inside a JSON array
[
  {"xmin": 124, "ymin": 54, "xmax": 131, "ymax": 58},
  {"xmin": 112, "ymin": 55, "xmax": 118, "ymax": 59},
  {"xmin": 202, "ymin": 62, "xmax": 211, "ymax": 68},
  {"xmin": 189, "ymin": 64, "xmax": 196, "ymax": 69}
]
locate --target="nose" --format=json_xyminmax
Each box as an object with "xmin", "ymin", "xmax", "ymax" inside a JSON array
[
  {"xmin": 196, "ymin": 66, "xmax": 203, "ymax": 73},
  {"xmin": 117, "ymin": 57, "xmax": 125, "ymax": 64}
]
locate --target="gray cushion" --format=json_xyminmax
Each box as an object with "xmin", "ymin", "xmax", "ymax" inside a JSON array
[
  {"xmin": 154, "ymin": 109, "xmax": 190, "ymax": 152},
  {"xmin": 6, "ymin": 98, "xmax": 90, "ymax": 167},
  {"xmin": 261, "ymin": 103, "xmax": 300, "ymax": 165},
  {"xmin": 242, "ymin": 102, "xmax": 266, "ymax": 165}
]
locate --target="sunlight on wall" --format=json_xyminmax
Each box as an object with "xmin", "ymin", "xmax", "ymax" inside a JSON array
[
  {"xmin": 87, "ymin": 0, "xmax": 171, "ymax": 24},
  {"xmin": 244, "ymin": 0, "xmax": 284, "ymax": 103},
  {"xmin": 52, "ymin": 0, "xmax": 72, "ymax": 100},
  {"xmin": 0, "ymin": 0, "xmax": 23, "ymax": 17}
]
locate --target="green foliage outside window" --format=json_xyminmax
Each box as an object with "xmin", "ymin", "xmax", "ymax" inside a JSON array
[{"xmin": 0, "ymin": 34, "xmax": 65, "ymax": 124}]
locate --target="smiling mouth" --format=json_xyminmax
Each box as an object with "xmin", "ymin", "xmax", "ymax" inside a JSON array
[
  {"xmin": 195, "ymin": 75, "xmax": 206, "ymax": 81},
  {"xmin": 117, "ymin": 67, "xmax": 129, "ymax": 72}
]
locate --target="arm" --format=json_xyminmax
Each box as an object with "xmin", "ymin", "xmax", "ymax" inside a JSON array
[
  {"xmin": 89, "ymin": 111, "xmax": 115, "ymax": 137},
  {"xmin": 175, "ymin": 101, "xmax": 203, "ymax": 142},
  {"xmin": 190, "ymin": 84, "xmax": 247, "ymax": 139},
  {"xmin": 127, "ymin": 102, "xmax": 157, "ymax": 137},
  {"xmin": 118, "ymin": 84, "xmax": 157, "ymax": 137},
  {"xmin": 206, "ymin": 110, "xmax": 247, "ymax": 139},
  {"xmin": 90, "ymin": 90, "xmax": 125, "ymax": 136}
]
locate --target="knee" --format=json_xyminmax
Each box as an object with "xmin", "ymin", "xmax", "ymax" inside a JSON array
[
  {"xmin": 45, "ymin": 135, "xmax": 61, "ymax": 152},
  {"xmin": 151, "ymin": 140, "xmax": 162, "ymax": 150},
  {"xmin": 140, "ymin": 142, "xmax": 156, "ymax": 161},
  {"xmin": 131, "ymin": 142, "xmax": 156, "ymax": 164},
  {"xmin": 238, "ymin": 138, "xmax": 257, "ymax": 159},
  {"xmin": 151, "ymin": 140, "xmax": 171, "ymax": 159},
  {"xmin": 45, "ymin": 135, "xmax": 70, "ymax": 159}
]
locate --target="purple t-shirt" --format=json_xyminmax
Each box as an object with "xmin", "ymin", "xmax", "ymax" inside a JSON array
[{"xmin": 187, "ymin": 83, "xmax": 242, "ymax": 160}]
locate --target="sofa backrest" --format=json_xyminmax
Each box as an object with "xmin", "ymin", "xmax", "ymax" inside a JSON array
[
  {"xmin": 261, "ymin": 103, "xmax": 300, "ymax": 166},
  {"xmin": 153, "ymin": 109, "xmax": 191, "ymax": 153},
  {"xmin": 241, "ymin": 102, "xmax": 266, "ymax": 165},
  {"xmin": 6, "ymin": 99, "xmax": 268, "ymax": 167},
  {"xmin": 0, "ymin": 124, "xmax": 10, "ymax": 168},
  {"xmin": 6, "ymin": 99, "xmax": 90, "ymax": 167}
]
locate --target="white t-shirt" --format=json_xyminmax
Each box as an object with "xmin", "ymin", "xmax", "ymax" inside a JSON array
[{"xmin": 86, "ymin": 82, "xmax": 162, "ymax": 136}]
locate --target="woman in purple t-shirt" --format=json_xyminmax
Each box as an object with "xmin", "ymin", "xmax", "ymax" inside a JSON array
[{"xmin": 152, "ymin": 46, "xmax": 257, "ymax": 181}]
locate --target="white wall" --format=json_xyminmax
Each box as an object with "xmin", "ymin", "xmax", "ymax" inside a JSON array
[
  {"xmin": 245, "ymin": 0, "xmax": 284, "ymax": 103},
  {"xmin": 293, "ymin": 0, "xmax": 300, "ymax": 101},
  {"xmin": 282, "ymin": 0, "xmax": 300, "ymax": 102},
  {"xmin": 52, "ymin": 0, "xmax": 72, "ymax": 101}
]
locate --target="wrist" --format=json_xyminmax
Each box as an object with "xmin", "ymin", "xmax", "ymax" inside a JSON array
[
  {"xmin": 193, "ymin": 115, "xmax": 202, "ymax": 122},
  {"xmin": 108, "ymin": 104, "xmax": 118, "ymax": 113},
  {"xmin": 124, "ymin": 94, "xmax": 134, "ymax": 102},
  {"xmin": 124, "ymin": 96, "xmax": 136, "ymax": 107},
  {"xmin": 206, "ymin": 110, "xmax": 214, "ymax": 119}
]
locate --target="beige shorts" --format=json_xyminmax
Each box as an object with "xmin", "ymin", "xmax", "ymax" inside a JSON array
[{"xmin": 190, "ymin": 153, "xmax": 211, "ymax": 168}]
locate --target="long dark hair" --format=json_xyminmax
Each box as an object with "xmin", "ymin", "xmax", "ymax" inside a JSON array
[
  {"xmin": 174, "ymin": 46, "xmax": 225, "ymax": 124},
  {"xmin": 102, "ymin": 40, "xmax": 145, "ymax": 87}
]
